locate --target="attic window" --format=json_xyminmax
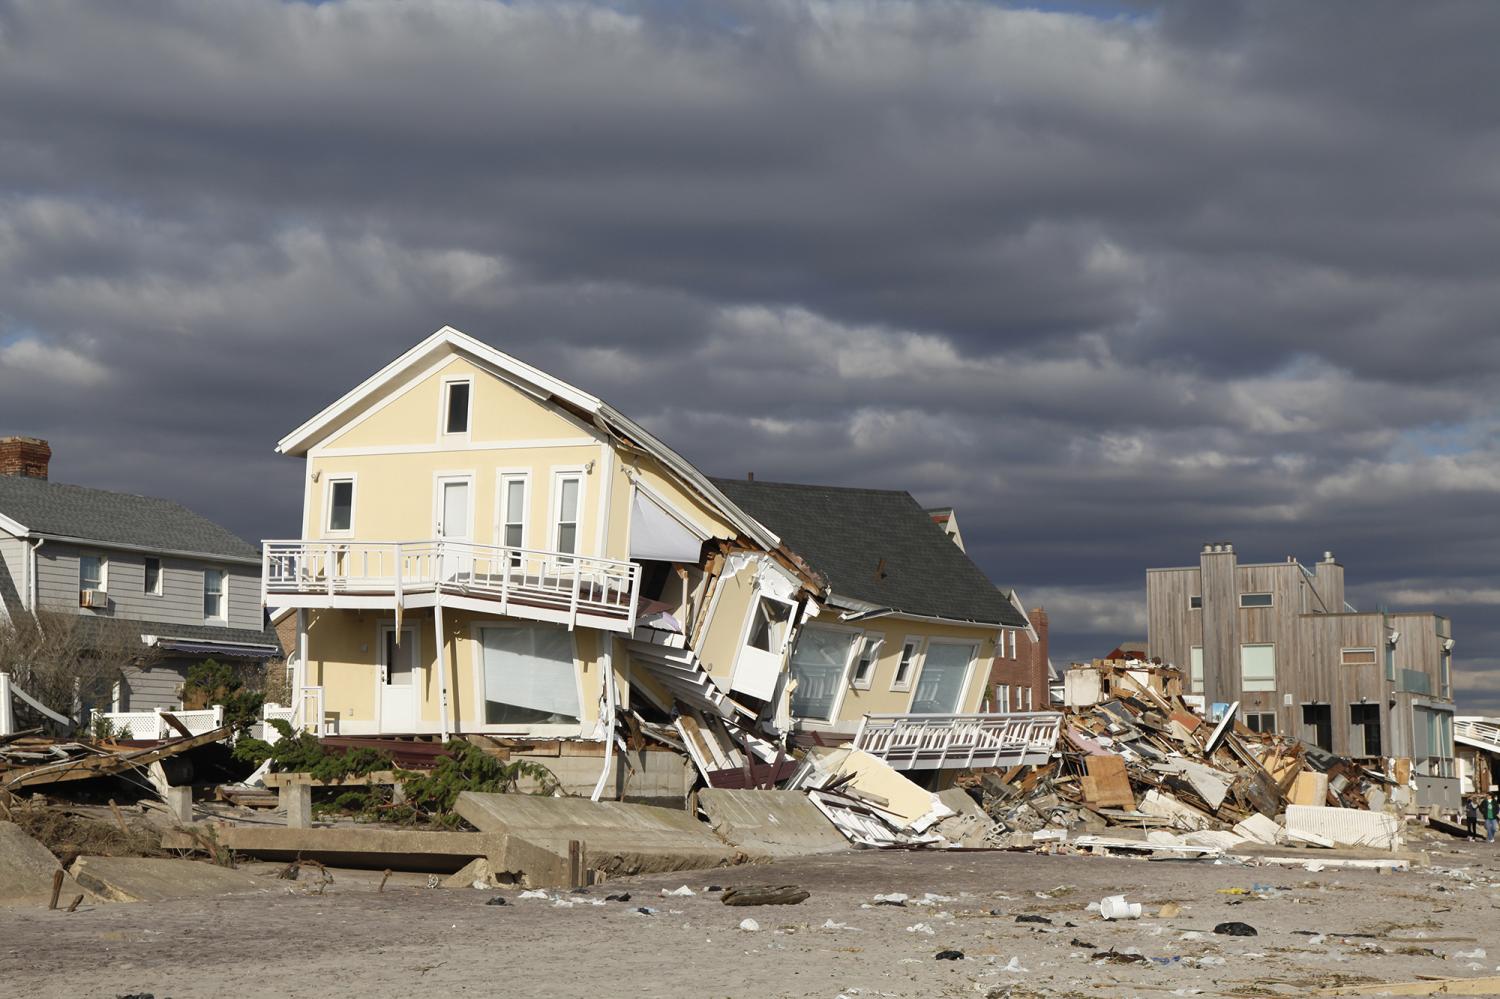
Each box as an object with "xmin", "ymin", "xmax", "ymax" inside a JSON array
[{"xmin": 444, "ymin": 380, "xmax": 471, "ymax": 434}]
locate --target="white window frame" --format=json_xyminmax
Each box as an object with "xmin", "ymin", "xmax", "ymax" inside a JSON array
[
  {"xmin": 468, "ymin": 620, "xmax": 586, "ymax": 738},
  {"xmin": 439, "ymin": 376, "xmax": 473, "ymax": 438},
  {"xmin": 1239, "ymin": 592, "xmax": 1274, "ymax": 608},
  {"xmin": 905, "ymin": 639, "xmax": 979, "ymax": 714},
  {"xmin": 79, "ymin": 552, "xmax": 108, "ymax": 593},
  {"xmin": 1008, "ymin": 628, "xmax": 1018, "ymax": 660},
  {"xmin": 1189, "ymin": 645, "xmax": 1204, "ymax": 693},
  {"xmin": 994, "ymin": 683, "xmax": 1011, "ymax": 712},
  {"xmin": 548, "ymin": 467, "xmax": 586, "ymax": 556},
  {"xmin": 1188, "ymin": 594, "xmax": 1202, "ymax": 609},
  {"xmin": 890, "ymin": 636, "xmax": 923, "ymax": 692},
  {"xmin": 1340, "ymin": 647, "xmax": 1377, "ymax": 667},
  {"xmin": 143, "ymin": 556, "xmax": 163, "ymax": 597},
  {"xmin": 1240, "ymin": 642, "xmax": 1277, "ymax": 692},
  {"xmin": 203, "ymin": 567, "xmax": 228, "ymax": 622},
  {"xmin": 849, "ymin": 634, "xmax": 883, "ymax": 690},
  {"xmin": 494, "ymin": 469, "xmax": 531, "ymax": 551},
  {"xmin": 324, "ymin": 475, "xmax": 356, "ymax": 536},
  {"xmin": 788, "ymin": 622, "xmax": 862, "ymax": 724}
]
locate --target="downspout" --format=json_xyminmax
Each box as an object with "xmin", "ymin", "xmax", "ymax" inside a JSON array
[
  {"xmin": 591, "ymin": 643, "xmax": 616, "ymax": 802},
  {"xmin": 434, "ymin": 589, "xmax": 451, "ymax": 742},
  {"xmin": 28, "ymin": 537, "xmax": 44, "ymax": 614}
]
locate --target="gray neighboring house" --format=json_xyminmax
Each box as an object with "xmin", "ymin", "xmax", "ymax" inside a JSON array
[{"xmin": 0, "ymin": 436, "xmax": 279, "ymax": 714}]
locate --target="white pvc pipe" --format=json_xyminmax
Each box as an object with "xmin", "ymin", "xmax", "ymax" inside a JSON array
[{"xmin": 590, "ymin": 645, "xmax": 616, "ymax": 802}]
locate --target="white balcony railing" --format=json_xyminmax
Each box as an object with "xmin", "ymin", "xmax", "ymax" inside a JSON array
[
  {"xmin": 1455, "ymin": 717, "xmax": 1500, "ymax": 751},
  {"xmin": 263, "ymin": 539, "xmax": 641, "ymax": 631},
  {"xmin": 851, "ymin": 711, "xmax": 1062, "ymax": 771},
  {"xmin": 90, "ymin": 705, "xmax": 225, "ymax": 741}
]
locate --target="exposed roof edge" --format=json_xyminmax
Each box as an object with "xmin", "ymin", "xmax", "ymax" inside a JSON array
[
  {"xmin": 30, "ymin": 532, "xmax": 260, "ymax": 566},
  {"xmin": 837, "ymin": 606, "xmax": 1019, "ymax": 630}
]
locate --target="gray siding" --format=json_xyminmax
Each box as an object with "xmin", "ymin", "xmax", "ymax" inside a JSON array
[
  {"xmin": 120, "ymin": 662, "xmax": 188, "ymax": 712},
  {"xmin": 35, "ymin": 542, "xmax": 262, "ymax": 632},
  {"xmin": 0, "ymin": 532, "xmax": 26, "ymax": 618}
]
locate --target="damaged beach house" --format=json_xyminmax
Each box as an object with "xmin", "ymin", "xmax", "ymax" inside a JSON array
[{"xmin": 261, "ymin": 325, "xmax": 1058, "ymax": 808}]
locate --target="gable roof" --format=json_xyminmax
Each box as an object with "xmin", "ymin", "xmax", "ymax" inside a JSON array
[
  {"xmin": 0, "ymin": 474, "xmax": 259, "ymax": 563},
  {"xmin": 709, "ymin": 478, "xmax": 1027, "ymax": 628},
  {"xmin": 275, "ymin": 326, "xmax": 779, "ymax": 552}
]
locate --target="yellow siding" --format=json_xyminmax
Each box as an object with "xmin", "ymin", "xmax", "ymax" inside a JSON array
[
  {"xmin": 832, "ymin": 617, "xmax": 995, "ymax": 722},
  {"xmin": 696, "ymin": 565, "xmax": 759, "ymax": 679}
]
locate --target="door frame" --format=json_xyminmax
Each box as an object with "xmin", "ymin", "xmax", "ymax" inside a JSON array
[{"xmin": 376, "ymin": 621, "xmax": 422, "ymax": 733}]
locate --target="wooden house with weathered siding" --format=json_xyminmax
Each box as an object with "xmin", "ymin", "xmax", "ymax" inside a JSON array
[{"xmin": 1147, "ymin": 543, "xmax": 1456, "ymax": 807}]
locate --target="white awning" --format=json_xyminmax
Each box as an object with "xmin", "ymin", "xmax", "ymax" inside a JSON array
[{"xmin": 629, "ymin": 488, "xmax": 705, "ymax": 563}]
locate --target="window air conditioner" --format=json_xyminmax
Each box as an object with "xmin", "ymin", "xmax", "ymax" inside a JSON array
[{"xmin": 79, "ymin": 589, "xmax": 108, "ymax": 608}]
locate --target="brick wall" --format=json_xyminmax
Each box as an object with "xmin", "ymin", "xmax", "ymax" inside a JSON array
[
  {"xmin": 987, "ymin": 606, "xmax": 1050, "ymax": 711},
  {"xmin": 0, "ymin": 436, "xmax": 50, "ymax": 479}
]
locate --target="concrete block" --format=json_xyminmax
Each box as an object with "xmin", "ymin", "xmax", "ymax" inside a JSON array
[
  {"xmin": 698, "ymin": 789, "xmax": 850, "ymax": 857},
  {"xmin": 69, "ymin": 856, "xmax": 271, "ymax": 903},
  {"xmin": 456, "ymin": 791, "xmax": 747, "ymax": 884},
  {"xmin": 513, "ymin": 749, "xmax": 694, "ymax": 806},
  {"xmin": 161, "ymin": 825, "xmax": 503, "ymax": 874},
  {"xmin": 0, "ymin": 822, "xmax": 82, "ymax": 908},
  {"xmin": 932, "ymin": 788, "xmax": 1000, "ymax": 848},
  {"xmin": 441, "ymin": 857, "xmax": 516, "ymax": 890},
  {"xmin": 283, "ymin": 783, "xmax": 313, "ymax": 828},
  {"xmin": 1233, "ymin": 812, "xmax": 1283, "ymax": 846},
  {"xmin": 166, "ymin": 785, "xmax": 193, "ymax": 825}
]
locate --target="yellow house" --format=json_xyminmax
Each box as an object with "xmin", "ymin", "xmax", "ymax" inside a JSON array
[{"xmin": 266, "ymin": 326, "xmax": 1055, "ymax": 785}]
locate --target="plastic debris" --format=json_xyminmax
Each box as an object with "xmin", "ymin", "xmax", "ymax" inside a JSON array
[
  {"xmin": 935, "ymin": 949, "xmax": 964, "ymax": 961},
  {"xmin": 1100, "ymin": 895, "xmax": 1143, "ymax": 920},
  {"xmin": 634, "ymin": 906, "xmax": 658, "ymax": 916},
  {"xmin": 738, "ymin": 918, "xmax": 759, "ymax": 932},
  {"xmin": 906, "ymin": 922, "xmax": 936, "ymax": 935},
  {"xmin": 1016, "ymin": 914, "xmax": 1053, "ymax": 924},
  {"xmin": 485, "ymin": 896, "xmax": 507, "ymax": 906},
  {"xmin": 605, "ymin": 892, "xmax": 631, "ymax": 902},
  {"xmin": 1213, "ymin": 921, "xmax": 1258, "ymax": 937},
  {"xmin": 518, "ymin": 889, "xmax": 550, "ymax": 899},
  {"xmin": 872, "ymin": 892, "xmax": 909, "ymax": 906},
  {"xmin": 662, "ymin": 885, "xmax": 696, "ymax": 897}
]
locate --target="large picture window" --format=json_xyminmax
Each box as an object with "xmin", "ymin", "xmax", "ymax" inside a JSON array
[
  {"xmin": 913, "ymin": 642, "xmax": 975, "ymax": 714},
  {"xmin": 478, "ymin": 626, "xmax": 580, "ymax": 725},
  {"xmin": 1240, "ymin": 643, "xmax": 1276, "ymax": 691},
  {"xmin": 789, "ymin": 627, "xmax": 855, "ymax": 721}
]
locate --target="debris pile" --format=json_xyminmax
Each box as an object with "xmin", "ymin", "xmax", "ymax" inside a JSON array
[{"xmin": 968, "ymin": 659, "xmax": 1405, "ymax": 854}]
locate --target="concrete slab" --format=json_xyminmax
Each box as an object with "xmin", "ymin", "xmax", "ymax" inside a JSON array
[
  {"xmin": 697, "ymin": 789, "xmax": 850, "ymax": 857},
  {"xmin": 69, "ymin": 856, "xmax": 272, "ymax": 903},
  {"xmin": 0, "ymin": 822, "xmax": 81, "ymax": 908},
  {"xmin": 160, "ymin": 825, "xmax": 508, "ymax": 874},
  {"xmin": 932, "ymin": 788, "xmax": 1000, "ymax": 848},
  {"xmin": 455, "ymin": 792, "xmax": 747, "ymax": 882}
]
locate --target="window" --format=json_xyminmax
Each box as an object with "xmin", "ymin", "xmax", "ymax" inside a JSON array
[
  {"xmin": 553, "ymin": 473, "xmax": 581, "ymax": 555},
  {"xmin": 1008, "ymin": 629, "xmax": 1018, "ymax": 660},
  {"xmin": 850, "ymin": 636, "xmax": 882, "ymax": 689},
  {"xmin": 1189, "ymin": 595, "xmax": 1202, "ymax": 609},
  {"xmin": 1302, "ymin": 703, "xmax": 1333, "ymax": 751},
  {"xmin": 1239, "ymin": 643, "xmax": 1276, "ymax": 691},
  {"xmin": 444, "ymin": 380, "xmax": 471, "ymax": 435},
  {"xmin": 1239, "ymin": 592, "xmax": 1273, "ymax": 608},
  {"xmin": 479, "ymin": 625, "xmax": 579, "ymax": 725},
  {"xmin": 995, "ymin": 683, "xmax": 1011, "ymax": 711},
  {"xmin": 891, "ymin": 639, "xmax": 920, "ymax": 691},
  {"xmin": 327, "ymin": 478, "xmax": 354, "ymax": 533},
  {"xmin": 1340, "ymin": 647, "xmax": 1377, "ymax": 666},
  {"xmin": 499, "ymin": 474, "xmax": 528, "ymax": 554},
  {"xmin": 913, "ymin": 642, "xmax": 975, "ymax": 714},
  {"xmin": 203, "ymin": 568, "xmax": 226, "ymax": 620},
  {"xmin": 1189, "ymin": 646, "xmax": 1204, "ymax": 693},
  {"xmin": 1019, "ymin": 686, "xmax": 1033, "ymax": 711},
  {"xmin": 1245, "ymin": 711, "xmax": 1277, "ymax": 734},
  {"xmin": 80, "ymin": 554, "xmax": 106, "ymax": 591},
  {"xmin": 746, "ymin": 597, "xmax": 791, "ymax": 653},
  {"xmin": 143, "ymin": 557, "xmax": 162, "ymax": 595},
  {"xmin": 1349, "ymin": 703, "xmax": 1382, "ymax": 756},
  {"xmin": 789, "ymin": 627, "xmax": 857, "ymax": 721}
]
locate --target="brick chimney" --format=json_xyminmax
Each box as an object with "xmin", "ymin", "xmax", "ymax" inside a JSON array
[
  {"xmin": 0, "ymin": 437, "xmax": 50, "ymax": 479},
  {"xmin": 1030, "ymin": 606, "xmax": 1050, "ymax": 692}
]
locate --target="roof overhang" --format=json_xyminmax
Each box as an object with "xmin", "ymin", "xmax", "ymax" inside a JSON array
[
  {"xmin": 276, "ymin": 325, "xmax": 781, "ymax": 554},
  {"xmin": 835, "ymin": 605, "xmax": 1015, "ymax": 631},
  {"xmin": 142, "ymin": 634, "xmax": 281, "ymax": 659},
  {"xmin": 25, "ymin": 532, "xmax": 261, "ymax": 566}
]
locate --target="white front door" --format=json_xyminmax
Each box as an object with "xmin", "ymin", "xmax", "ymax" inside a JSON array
[
  {"xmin": 378, "ymin": 625, "xmax": 420, "ymax": 732},
  {"xmin": 436, "ymin": 477, "xmax": 472, "ymax": 579}
]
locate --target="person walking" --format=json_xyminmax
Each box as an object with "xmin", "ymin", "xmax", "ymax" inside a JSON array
[
  {"xmin": 1465, "ymin": 796, "xmax": 1480, "ymax": 839},
  {"xmin": 1485, "ymin": 793, "xmax": 1498, "ymax": 844}
]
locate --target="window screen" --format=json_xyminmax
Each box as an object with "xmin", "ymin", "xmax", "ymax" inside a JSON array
[
  {"xmin": 479, "ymin": 626, "xmax": 579, "ymax": 724},
  {"xmin": 1240, "ymin": 644, "xmax": 1276, "ymax": 691}
]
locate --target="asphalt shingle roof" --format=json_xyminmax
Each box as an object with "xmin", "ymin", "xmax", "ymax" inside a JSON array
[
  {"xmin": 0, "ymin": 475, "xmax": 259, "ymax": 562},
  {"xmin": 710, "ymin": 477, "xmax": 1028, "ymax": 628}
]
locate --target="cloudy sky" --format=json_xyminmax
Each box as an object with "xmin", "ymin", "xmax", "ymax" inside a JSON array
[{"xmin": 1, "ymin": 1, "xmax": 1496, "ymax": 708}]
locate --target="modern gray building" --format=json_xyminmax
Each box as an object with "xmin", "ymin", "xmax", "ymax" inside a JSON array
[
  {"xmin": 1147, "ymin": 543, "xmax": 1456, "ymax": 801},
  {"xmin": 0, "ymin": 436, "xmax": 278, "ymax": 716}
]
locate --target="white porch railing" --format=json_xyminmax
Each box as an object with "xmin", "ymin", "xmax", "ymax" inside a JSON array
[
  {"xmin": 1455, "ymin": 716, "xmax": 1500, "ymax": 751},
  {"xmin": 263, "ymin": 539, "xmax": 641, "ymax": 631},
  {"xmin": 851, "ymin": 711, "xmax": 1063, "ymax": 771},
  {"xmin": 89, "ymin": 705, "xmax": 225, "ymax": 741}
]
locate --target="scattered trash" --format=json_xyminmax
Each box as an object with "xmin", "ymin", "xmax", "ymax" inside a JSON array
[
  {"xmin": 518, "ymin": 889, "xmax": 549, "ymax": 900},
  {"xmin": 605, "ymin": 892, "xmax": 631, "ymax": 902},
  {"xmin": 485, "ymin": 896, "xmax": 507, "ymax": 906},
  {"xmin": 906, "ymin": 922, "xmax": 936, "ymax": 935},
  {"xmin": 821, "ymin": 919, "xmax": 852, "ymax": 930},
  {"xmin": 1100, "ymin": 895, "xmax": 1142, "ymax": 920},
  {"xmin": 1016, "ymin": 914, "xmax": 1052, "ymax": 925},
  {"xmin": 1214, "ymin": 922, "xmax": 1258, "ymax": 937},
  {"xmin": 738, "ymin": 918, "xmax": 759, "ymax": 932},
  {"xmin": 662, "ymin": 885, "xmax": 696, "ymax": 897},
  {"xmin": 872, "ymin": 892, "xmax": 909, "ymax": 906},
  {"xmin": 1070, "ymin": 937, "xmax": 1097, "ymax": 948},
  {"xmin": 1000, "ymin": 956, "xmax": 1029, "ymax": 973},
  {"xmin": 1158, "ymin": 902, "xmax": 1182, "ymax": 918},
  {"xmin": 1454, "ymin": 948, "xmax": 1487, "ymax": 959},
  {"xmin": 935, "ymin": 949, "xmax": 964, "ymax": 961},
  {"xmin": 634, "ymin": 906, "xmax": 658, "ymax": 916}
]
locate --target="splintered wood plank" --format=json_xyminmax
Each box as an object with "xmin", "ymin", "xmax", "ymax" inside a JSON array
[{"xmin": 1083, "ymin": 756, "xmax": 1135, "ymax": 809}]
